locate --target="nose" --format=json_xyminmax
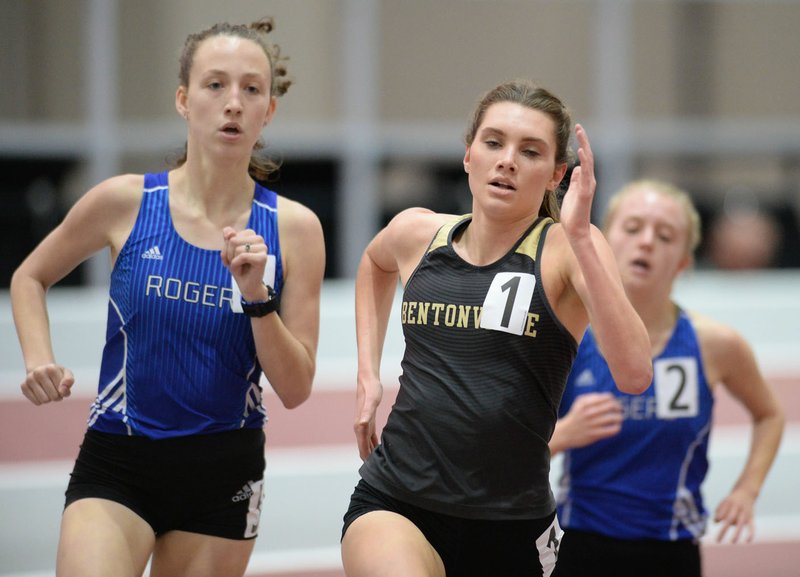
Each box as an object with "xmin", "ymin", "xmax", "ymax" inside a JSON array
[
  {"xmin": 497, "ymin": 148, "xmax": 518, "ymax": 172},
  {"xmin": 638, "ymin": 225, "xmax": 656, "ymax": 247},
  {"xmin": 225, "ymin": 87, "xmax": 243, "ymax": 115}
]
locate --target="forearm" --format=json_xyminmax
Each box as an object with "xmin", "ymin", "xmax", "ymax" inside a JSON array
[
  {"xmin": 732, "ymin": 412, "xmax": 785, "ymax": 498},
  {"xmin": 548, "ymin": 419, "xmax": 572, "ymax": 457},
  {"xmin": 253, "ymin": 315, "xmax": 316, "ymax": 409},
  {"xmin": 10, "ymin": 269, "xmax": 57, "ymax": 370},
  {"xmin": 571, "ymin": 232, "xmax": 651, "ymax": 393},
  {"xmin": 355, "ymin": 251, "xmax": 398, "ymax": 387}
]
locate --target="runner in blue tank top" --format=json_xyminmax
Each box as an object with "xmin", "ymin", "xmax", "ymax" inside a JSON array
[
  {"xmin": 11, "ymin": 18, "xmax": 325, "ymax": 577},
  {"xmin": 550, "ymin": 180, "xmax": 784, "ymax": 577},
  {"xmin": 341, "ymin": 80, "xmax": 653, "ymax": 577}
]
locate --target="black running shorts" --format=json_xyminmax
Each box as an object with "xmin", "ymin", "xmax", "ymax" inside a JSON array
[
  {"xmin": 552, "ymin": 528, "xmax": 701, "ymax": 577},
  {"xmin": 343, "ymin": 478, "xmax": 562, "ymax": 577},
  {"xmin": 65, "ymin": 428, "xmax": 266, "ymax": 540}
]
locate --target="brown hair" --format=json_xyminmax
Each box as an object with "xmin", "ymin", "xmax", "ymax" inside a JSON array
[
  {"xmin": 171, "ymin": 17, "xmax": 291, "ymax": 181},
  {"xmin": 465, "ymin": 79, "xmax": 574, "ymax": 220}
]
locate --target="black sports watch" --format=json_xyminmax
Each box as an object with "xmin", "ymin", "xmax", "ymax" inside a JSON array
[{"xmin": 241, "ymin": 284, "xmax": 279, "ymax": 318}]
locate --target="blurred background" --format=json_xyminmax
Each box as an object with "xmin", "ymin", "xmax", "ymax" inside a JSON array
[
  {"xmin": 1, "ymin": 1, "xmax": 799, "ymax": 576},
  {"xmin": 2, "ymin": 0, "xmax": 800, "ymax": 285}
]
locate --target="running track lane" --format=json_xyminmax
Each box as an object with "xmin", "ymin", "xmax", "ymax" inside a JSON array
[{"xmin": 1, "ymin": 377, "xmax": 798, "ymax": 577}]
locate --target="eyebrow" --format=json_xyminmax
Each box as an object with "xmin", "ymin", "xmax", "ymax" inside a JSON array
[
  {"xmin": 202, "ymin": 69, "xmax": 268, "ymax": 81},
  {"xmin": 479, "ymin": 127, "xmax": 548, "ymax": 146},
  {"xmin": 623, "ymin": 215, "xmax": 679, "ymax": 231}
]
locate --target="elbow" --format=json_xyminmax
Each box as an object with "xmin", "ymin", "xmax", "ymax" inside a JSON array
[
  {"xmin": 758, "ymin": 403, "xmax": 786, "ymax": 430},
  {"xmin": 266, "ymin": 354, "xmax": 316, "ymax": 410},
  {"xmin": 10, "ymin": 266, "xmax": 38, "ymax": 295},
  {"xmin": 280, "ymin": 389, "xmax": 311, "ymax": 410},
  {"xmin": 277, "ymin": 376, "xmax": 313, "ymax": 410},
  {"xmin": 614, "ymin": 362, "xmax": 653, "ymax": 395}
]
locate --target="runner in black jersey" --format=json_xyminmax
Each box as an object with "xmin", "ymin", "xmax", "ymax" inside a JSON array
[
  {"xmin": 341, "ymin": 79, "xmax": 653, "ymax": 577},
  {"xmin": 11, "ymin": 18, "xmax": 325, "ymax": 577}
]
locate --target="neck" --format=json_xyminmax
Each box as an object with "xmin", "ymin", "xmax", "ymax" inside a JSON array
[
  {"xmin": 457, "ymin": 211, "xmax": 538, "ymax": 265},
  {"xmin": 627, "ymin": 288, "xmax": 678, "ymax": 355},
  {"xmin": 182, "ymin": 133, "xmax": 254, "ymax": 195},
  {"xmin": 170, "ymin": 161, "xmax": 254, "ymax": 227}
]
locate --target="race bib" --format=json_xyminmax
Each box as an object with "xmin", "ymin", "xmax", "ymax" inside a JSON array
[{"xmin": 479, "ymin": 272, "xmax": 536, "ymax": 335}]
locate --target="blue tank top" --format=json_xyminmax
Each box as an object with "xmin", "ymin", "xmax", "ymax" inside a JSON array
[
  {"xmin": 88, "ymin": 171, "xmax": 284, "ymax": 439},
  {"xmin": 556, "ymin": 309, "xmax": 713, "ymax": 541}
]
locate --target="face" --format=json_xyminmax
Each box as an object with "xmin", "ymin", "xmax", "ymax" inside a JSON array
[
  {"xmin": 605, "ymin": 188, "xmax": 693, "ymax": 293},
  {"xmin": 463, "ymin": 102, "xmax": 566, "ymax": 218},
  {"xmin": 176, "ymin": 35, "xmax": 276, "ymax": 157}
]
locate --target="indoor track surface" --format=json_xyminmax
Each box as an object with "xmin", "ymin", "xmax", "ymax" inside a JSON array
[{"xmin": 1, "ymin": 274, "xmax": 798, "ymax": 577}]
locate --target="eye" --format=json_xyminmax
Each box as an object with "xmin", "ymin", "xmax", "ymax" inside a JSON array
[
  {"xmin": 522, "ymin": 149, "xmax": 540, "ymax": 158},
  {"xmin": 207, "ymin": 80, "xmax": 223, "ymax": 90},
  {"xmin": 658, "ymin": 230, "xmax": 676, "ymax": 243},
  {"xmin": 484, "ymin": 139, "xmax": 501, "ymax": 149},
  {"xmin": 245, "ymin": 85, "xmax": 261, "ymax": 94},
  {"xmin": 623, "ymin": 220, "xmax": 641, "ymax": 235}
]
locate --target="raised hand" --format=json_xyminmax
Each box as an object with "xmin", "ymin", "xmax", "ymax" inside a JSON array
[
  {"xmin": 559, "ymin": 124, "xmax": 597, "ymax": 243},
  {"xmin": 221, "ymin": 226, "xmax": 269, "ymax": 302}
]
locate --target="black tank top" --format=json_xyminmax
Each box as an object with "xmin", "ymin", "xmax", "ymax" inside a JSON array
[{"xmin": 359, "ymin": 215, "xmax": 578, "ymax": 520}]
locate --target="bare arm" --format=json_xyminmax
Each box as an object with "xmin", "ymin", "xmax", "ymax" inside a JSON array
[
  {"xmin": 554, "ymin": 125, "xmax": 652, "ymax": 393},
  {"xmin": 11, "ymin": 174, "xmax": 144, "ymax": 405},
  {"xmin": 223, "ymin": 197, "xmax": 325, "ymax": 410},
  {"xmin": 353, "ymin": 237, "xmax": 399, "ymax": 460},
  {"xmin": 353, "ymin": 208, "xmax": 451, "ymax": 459},
  {"xmin": 694, "ymin": 313, "xmax": 785, "ymax": 544}
]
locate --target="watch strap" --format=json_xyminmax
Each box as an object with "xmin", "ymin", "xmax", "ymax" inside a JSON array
[{"xmin": 241, "ymin": 284, "xmax": 279, "ymax": 317}]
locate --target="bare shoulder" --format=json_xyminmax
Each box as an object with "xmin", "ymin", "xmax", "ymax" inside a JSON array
[
  {"xmin": 275, "ymin": 195, "xmax": 325, "ymax": 282},
  {"xmin": 541, "ymin": 220, "xmax": 609, "ymax": 292},
  {"xmin": 686, "ymin": 309, "xmax": 754, "ymax": 382},
  {"xmin": 543, "ymin": 221, "xmax": 607, "ymax": 254},
  {"xmin": 540, "ymin": 221, "xmax": 618, "ymax": 341},
  {"xmin": 687, "ymin": 310, "xmax": 745, "ymax": 353},
  {"xmin": 90, "ymin": 174, "xmax": 145, "ymax": 243},
  {"xmin": 369, "ymin": 208, "xmax": 458, "ymax": 282},
  {"xmin": 276, "ymin": 195, "xmax": 324, "ymax": 237},
  {"xmin": 278, "ymin": 195, "xmax": 320, "ymax": 227},
  {"xmin": 15, "ymin": 174, "xmax": 145, "ymax": 283},
  {"xmin": 385, "ymin": 207, "xmax": 457, "ymax": 246},
  {"xmin": 63, "ymin": 174, "xmax": 144, "ymax": 240},
  {"xmin": 545, "ymin": 222, "xmax": 608, "ymax": 264},
  {"xmin": 85, "ymin": 174, "xmax": 145, "ymax": 207}
]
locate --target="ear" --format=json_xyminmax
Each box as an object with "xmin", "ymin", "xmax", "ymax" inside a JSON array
[
  {"xmin": 263, "ymin": 96, "xmax": 277, "ymax": 127},
  {"xmin": 548, "ymin": 162, "xmax": 568, "ymax": 193},
  {"xmin": 463, "ymin": 145, "xmax": 471, "ymax": 174},
  {"xmin": 677, "ymin": 252, "xmax": 694, "ymax": 275},
  {"xmin": 175, "ymin": 86, "xmax": 188, "ymax": 119}
]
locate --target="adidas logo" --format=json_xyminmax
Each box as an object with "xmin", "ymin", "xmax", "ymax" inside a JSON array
[
  {"xmin": 232, "ymin": 482, "xmax": 255, "ymax": 503},
  {"xmin": 141, "ymin": 246, "xmax": 163, "ymax": 260},
  {"xmin": 575, "ymin": 368, "xmax": 596, "ymax": 387}
]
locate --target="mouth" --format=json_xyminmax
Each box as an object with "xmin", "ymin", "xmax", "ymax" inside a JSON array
[
  {"xmin": 630, "ymin": 258, "xmax": 651, "ymax": 273},
  {"xmin": 221, "ymin": 123, "xmax": 243, "ymax": 135},
  {"xmin": 489, "ymin": 178, "xmax": 516, "ymax": 192}
]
